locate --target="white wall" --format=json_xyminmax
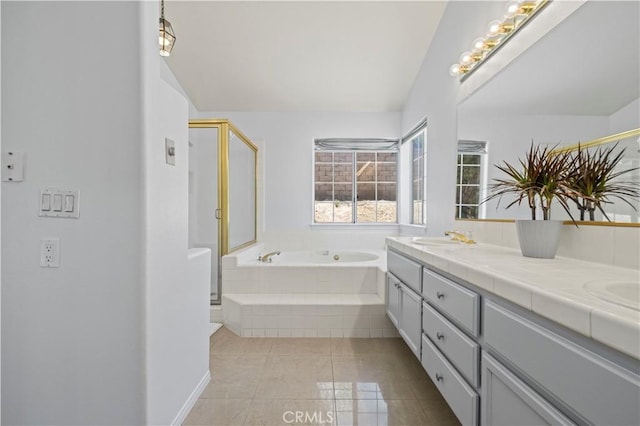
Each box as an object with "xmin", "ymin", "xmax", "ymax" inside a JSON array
[
  {"xmin": 400, "ymin": 1, "xmax": 504, "ymax": 237},
  {"xmin": 198, "ymin": 111, "xmax": 401, "ymax": 237},
  {"xmin": 1, "ymin": 2, "xmax": 145, "ymax": 423},
  {"xmin": 141, "ymin": 1, "xmax": 209, "ymax": 422},
  {"xmin": 2, "ymin": 2, "xmax": 208, "ymax": 425},
  {"xmin": 609, "ymin": 98, "xmax": 640, "ymax": 134},
  {"xmin": 0, "ymin": 3, "xmax": 3, "ymax": 417},
  {"xmin": 144, "ymin": 76, "xmax": 207, "ymax": 425}
]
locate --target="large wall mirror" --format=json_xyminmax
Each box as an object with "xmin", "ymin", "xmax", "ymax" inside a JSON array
[{"xmin": 457, "ymin": 1, "xmax": 639, "ymax": 224}]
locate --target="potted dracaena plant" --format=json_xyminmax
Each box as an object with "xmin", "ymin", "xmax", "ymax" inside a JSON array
[
  {"xmin": 483, "ymin": 143, "xmax": 579, "ymax": 259},
  {"xmin": 569, "ymin": 142, "xmax": 640, "ymax": 221}
]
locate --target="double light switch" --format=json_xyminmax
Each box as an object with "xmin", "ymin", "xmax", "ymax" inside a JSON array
[{"xmin": 39, "ymin": 189, "xmax": 79, "ymax": 218}]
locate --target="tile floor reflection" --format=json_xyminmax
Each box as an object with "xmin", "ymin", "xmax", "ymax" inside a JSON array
[{"xmin": 183, "ymin": 326, "xmax": 460, "ymax": 426}]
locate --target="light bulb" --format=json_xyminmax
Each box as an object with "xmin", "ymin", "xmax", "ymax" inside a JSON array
[
  {"xmin": 505, "ymin": 1, "xmax": 520, "ymax": 18},
  {"xmin": 459, "ymin": 51, "xmax": 473, "ymax": 65},
  {"xmin": 488, "ymin": 20, "xmax": 502, "ymax": 36},
  {"xmin": 159, "ymin": 49, "xmax": 171, "ymax": 57},
  {"xmin": 449, "ymin": 64, "xmax": 461, "ymax": 76},
  {"xmin": 473, "ymin": 37, "xmax": 485, "ymax": 51}
]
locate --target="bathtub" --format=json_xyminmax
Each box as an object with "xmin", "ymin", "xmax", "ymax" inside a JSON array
[
  {"xmin": 221, "ymin": 246, "xmax": 396, "ymax": 338},
  {"xmin": 255, "ymin": 250, "xmax": 380, "ymax": 265}
]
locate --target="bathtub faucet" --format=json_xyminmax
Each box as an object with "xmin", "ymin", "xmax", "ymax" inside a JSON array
[{"xmin": 258, "ymin": 251, "xmax": 281, "ymax": 263}]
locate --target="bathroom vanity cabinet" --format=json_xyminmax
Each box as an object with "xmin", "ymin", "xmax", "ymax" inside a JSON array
[
  {"xmin": 386, "ymin": 251, "xmax": 422, "ymax": 357},
  {"xmin": 386, "ymin": 245, "xmax": 640, "ymax": 426}
]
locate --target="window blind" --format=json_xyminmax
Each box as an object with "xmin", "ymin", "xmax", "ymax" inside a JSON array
[
  {"xmin": 314, "ymin": 138, "xmax": 399, "ymax": 152},
  {"xmin": 458, "ymin": 140, "xmax": 488, "ymax": 154}
]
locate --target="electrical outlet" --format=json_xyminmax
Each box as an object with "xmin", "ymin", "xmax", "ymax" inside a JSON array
[{"xmin": 40, "ymin": 238, "xmax": 60, "ymax": 268}]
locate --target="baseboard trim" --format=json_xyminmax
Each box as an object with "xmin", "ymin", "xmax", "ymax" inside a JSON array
[{"xmin": 171, "ymin": 370, "xmax": 211, "ymax": 426}]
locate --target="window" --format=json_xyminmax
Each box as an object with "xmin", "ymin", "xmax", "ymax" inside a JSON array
[
  {"xmin": 402, "ymin": 120, "xmax": 427, "ymax": 225},
  {"xmin": 314, "ymin": 139, "xmax": 398, "ymax": 223},
  {"xmin": 455, "ymin": 140, "xmax": 487, "ymax": 219}
]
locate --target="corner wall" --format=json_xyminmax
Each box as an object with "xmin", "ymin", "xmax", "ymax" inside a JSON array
[
  {"xmin": 2, "ymin": 2, "xmax": 209, "ymax": 425},
  {"xmin": 140, "ymin": 2, "xmax": 210, "ymax": 419},
  {"xmin": 0, "ymin": 3, "xmax": 3, "ymax": 417},
  {"xmin": 400, "ymin": 1, "xmax": 501, "ymax": 237},
  {"xmin": 1, "ymin": 2, "xmax": 145, "ymax": 423},
  {"xmin": 198, "ymin": 111, "xmax": 401, "ymax": 248}
]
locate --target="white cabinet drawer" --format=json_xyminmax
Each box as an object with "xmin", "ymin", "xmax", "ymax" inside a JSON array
[
  {"xmin": 423, "ymin": 302, "xmax": 479, "ymax": 388},
  {"xmin": 421, "ymin": 335, "xmax": 479, "ymax": 426},
  {"xmin": 482, "ymin": 352, "xmax": 575, "ymax": 426},
  {"xmin": 422, "ymin": 268, "xmax": 480, "ymax": 336},
  {"xmin": 485, "ymin": 301, "xmax": 640, "ymax": 426},
  {"xmin": 387, "ymin": 250, "xmax": 422, "ymax": 294}
]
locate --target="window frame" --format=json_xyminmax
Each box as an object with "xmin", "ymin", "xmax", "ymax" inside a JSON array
[
  {"xmin": 401, "ymin": 119, "xmax": 428, "ymax": 226},
  {"xmin": 312, "ymin": 138, "xmax": 399, "ymax": 225},
  {"xmin": 455, "ymin": 140, "xmax": 488, "ymax": 219}
]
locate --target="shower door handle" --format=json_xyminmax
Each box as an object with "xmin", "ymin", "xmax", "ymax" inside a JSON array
[{"xmin": 215, "ymin": 209, "xmax": 222, "ymax": 220}]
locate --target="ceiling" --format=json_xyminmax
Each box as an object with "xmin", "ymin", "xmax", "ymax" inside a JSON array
[
  {"xmin": 165, "ymin": 1, "xmax": 447, "ymax": 112},
  {"xmin": 458, "ymin": 0, "xmax": 640, "ymax": 116}
]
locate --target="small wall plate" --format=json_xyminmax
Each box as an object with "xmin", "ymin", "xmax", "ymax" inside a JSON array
[
  {"xmin": 165, "ymin": 138, "xmax": 176, "ymax": 166},
  {"xmin": 2, "ymin": 151, "xmax": 25, "ymax": 182}
]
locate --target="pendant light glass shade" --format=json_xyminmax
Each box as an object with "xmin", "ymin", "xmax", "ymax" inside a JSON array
[{"xmin": 159, "ymin": 0, "xmax": 176, "ymax": 57}]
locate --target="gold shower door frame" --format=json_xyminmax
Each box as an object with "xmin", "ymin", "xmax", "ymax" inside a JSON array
[{"xmin": 189, "ymin": 118, "xmax": 258, "ymax": 304}]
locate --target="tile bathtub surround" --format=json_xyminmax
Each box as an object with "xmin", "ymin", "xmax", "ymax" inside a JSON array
[
  {"xmin": 183, "ymin": 327, "xmax": 460, "ymax": 426},
  {"xmin": 454, "ymin": 220, "xmax": 640, "ymax": 269},
  {"xmin": 222, "ymin": 294, "xmax": 399, "ymax": 338},
  {"xmin": 221, "ymin": 245, "xmax": 391, "ymax": 338}
]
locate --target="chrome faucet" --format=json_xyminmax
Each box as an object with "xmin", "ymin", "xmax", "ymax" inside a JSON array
[
  {"xmin": 444, "ymin": 231, "xmax": 476, "ymax": 244},
  {"xmin": 258, "ymin": 251, "xmax": 281, "ymax": 263}
]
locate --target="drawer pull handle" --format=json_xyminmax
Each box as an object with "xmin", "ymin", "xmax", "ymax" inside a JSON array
[
  {"xmin": 435, "ymin": 373, "xmax": 443, "ymax": 382},
  {"xmin": 436, "ymin": 332, "xmax": 444, "ymax": 340},
  {"xmin": 436, "ymin": 292, "xmax": 445, "ymax": 299}
]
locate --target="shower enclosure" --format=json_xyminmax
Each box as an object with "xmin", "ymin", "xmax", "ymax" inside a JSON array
[{"xmin": 189, "ymin": 119, "xmax": 258, "ymax": 304}]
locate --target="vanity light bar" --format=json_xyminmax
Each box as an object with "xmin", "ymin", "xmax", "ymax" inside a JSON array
[{"xmin": 449, "ymin": 0, "xmax": 550, "ymax": 81}]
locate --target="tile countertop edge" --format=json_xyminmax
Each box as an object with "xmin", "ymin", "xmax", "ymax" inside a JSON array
[{"xmin": 385, "ymin": 236, "xmax": 640, "ymax": 360}]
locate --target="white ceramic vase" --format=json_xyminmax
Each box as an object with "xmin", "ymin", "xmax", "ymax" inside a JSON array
[{"xmin": 515, "ymin": 220, "xmax": 563, "ymax": 259}]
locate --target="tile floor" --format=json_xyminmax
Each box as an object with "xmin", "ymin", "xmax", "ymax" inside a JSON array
[{"xmin": 184, "ymin": 327, "xmax": 460, "ymax": 425}]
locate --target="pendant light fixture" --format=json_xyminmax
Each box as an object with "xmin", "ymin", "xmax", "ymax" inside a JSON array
[{"xmin": 159, "ymin": 0, "xmax": 176, "ymax": 57}]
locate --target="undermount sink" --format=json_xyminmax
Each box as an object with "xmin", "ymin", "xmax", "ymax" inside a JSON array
[
  {"xmin": 411, "ymin": 237, "xmax": 462, "ymax": 246},
  {"xmin": 583, "ymin": 280, "xmax": 640, "ymax": 311}
]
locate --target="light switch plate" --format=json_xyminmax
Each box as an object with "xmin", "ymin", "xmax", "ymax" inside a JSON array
[
  {"xmin": 2, "ymin": 151, "xmax": 25, "ymax": 182},
  {"xmin": 165, "ymin": 138, "xmax": 176, "ymax": 166},
  {"xmin": 39, "ymin": 189, "xmax": 80, "ymax": 218}
]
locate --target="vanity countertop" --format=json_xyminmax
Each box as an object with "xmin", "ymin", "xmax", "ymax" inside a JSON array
[{"xmin": 386, "ymin": 236, "xmax": 640, "ymax": 360}]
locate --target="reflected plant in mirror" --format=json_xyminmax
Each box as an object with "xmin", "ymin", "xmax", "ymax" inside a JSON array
[
  {"xmin": 569, "ymin": 143, "xmax": 640, "ymax": 221},
  {"xmin": 482, "ymin": 143, "xmax": 577, "ymax": 221}
]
